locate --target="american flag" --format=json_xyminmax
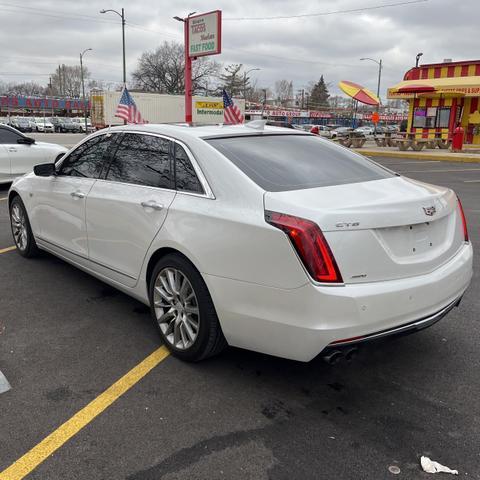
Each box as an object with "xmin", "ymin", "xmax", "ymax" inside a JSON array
[
  {"xmin": 115, "ymin": 86, "xmax": 146, "ymax": 124},
  {"xmin": 223, "ymin": 89, "xmax": 244, "ymax": 125}
]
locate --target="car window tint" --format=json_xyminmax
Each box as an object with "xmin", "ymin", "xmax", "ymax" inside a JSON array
[
  {"xmin": 106, "ymin": 133, "xmax": 172, "ymax": 188},
  {"xmin": 206, "ymin": 134, "xmax": 393, "ymax": 192},
  {"xmin": 174, "ymin": 144, "xmax": 203, "ymax": 194},
  {"xmin": 0, "ymin": 127, "xmax": 22, "ymax": 144},
  {"xmin": 59, "ymin": 134, "xmax": 115, "ymax": 178}
]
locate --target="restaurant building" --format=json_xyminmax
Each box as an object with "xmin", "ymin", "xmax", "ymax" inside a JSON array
[{"xmin": 388, "ymin": 59, "xmax": 480, "ymax": 144}]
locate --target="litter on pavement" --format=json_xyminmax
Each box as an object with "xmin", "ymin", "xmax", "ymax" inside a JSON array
[
  {"xmin": 420, "ymin": 456, "xmax": 458, "ymax": 475},
  {"xmin": 0, "ymin": 370, "xmax": 11, "ymax": 394}
]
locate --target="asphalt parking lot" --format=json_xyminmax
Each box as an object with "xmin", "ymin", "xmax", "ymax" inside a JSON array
[{"xmin": 0, "ymin": 155, "xmax": 479, "ymax": 479}]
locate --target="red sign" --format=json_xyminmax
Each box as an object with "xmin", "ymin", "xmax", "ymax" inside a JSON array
[
  {"xmin": 371, "ymin": 112, "xmax": 380, "ymax": 124},
  {"xmin": 362, "ymin": 113, "xmax": 407, "ymax": 121}
]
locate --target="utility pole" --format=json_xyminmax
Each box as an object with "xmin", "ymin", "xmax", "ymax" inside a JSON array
[
  {"xmin": 58, "ymin": 65, "xmax": 62, "ymax": 96},
  {"xmin": 261, "ymin": 88, "xmax": 267, "ymax": 117},
  {"xmin": 80, "ymin": 48, "xmax": 92, "ymax": 135},
  {"xmin": 62, "ymin": 64, "xmax": 66, "ymax": 96}
]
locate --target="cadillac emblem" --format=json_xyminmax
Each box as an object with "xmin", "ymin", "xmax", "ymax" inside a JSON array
[{"xmin": 423, "ymin": 206, "xmax": 436, "ymax": 216}]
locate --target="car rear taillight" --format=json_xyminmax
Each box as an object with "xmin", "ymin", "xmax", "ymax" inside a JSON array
[
  {"xmin": 457, "ymin": 196, "xmax": 469, "ymax": 242},
  {"xmin": 265, "ymin": 211, "xmax": 343, "ymax": 283}
]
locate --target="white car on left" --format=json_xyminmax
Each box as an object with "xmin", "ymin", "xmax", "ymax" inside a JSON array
[{"xmin": 0, "ymin": 124, "xmax": 67, "ymax": 184}]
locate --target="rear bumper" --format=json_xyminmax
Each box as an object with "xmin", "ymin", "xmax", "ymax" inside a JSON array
[
  {"xmin": 327, "ymin": 295, "xmax": 461, "ymax": 348},
  {"xmin": 206, "ymin": 242, "xmax": 473, "ymax": 362}
]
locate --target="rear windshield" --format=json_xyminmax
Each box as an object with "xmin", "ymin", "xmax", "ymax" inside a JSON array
[{"xmin": 206, "ymin": 134, "xmax": 393, "ymax": 191}]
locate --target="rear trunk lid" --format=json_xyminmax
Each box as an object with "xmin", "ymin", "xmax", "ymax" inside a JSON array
[{"xmin": 264, "ymin": 176, "xmax": 465, "ymax": 284}]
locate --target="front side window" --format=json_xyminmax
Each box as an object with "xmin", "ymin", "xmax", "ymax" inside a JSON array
[
  {"xmin": 206, "ymin": 134, "xmax": 393, "ymax": 192},
  {"xmin": 59, "ymin": 134, "xmax": 116, "ymax": 178},
  {"xmin": 105, "ymin": 133, "xmax": 172, "ymax": 188},
  {"xmin": 0, "ymin": 127, "xmax": 22, "ymax": 144},
  {"xmin": 174, "ymin": 144, "xmax": 203, "ymax": 194}
]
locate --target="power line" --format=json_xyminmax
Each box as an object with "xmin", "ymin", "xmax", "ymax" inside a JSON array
[
  {"xmin": 0, "ymin": 3, "xmax": 118, "ymax": 24},
  {"xmin": 224, "ymin": 0, "xmax": 428, "ymax": 20}
]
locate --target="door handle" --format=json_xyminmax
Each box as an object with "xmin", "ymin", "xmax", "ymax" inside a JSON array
[
  {"xmin": 141, "ymin": 200, "xmax": 164, "ymax": 211},
  {"xmin": 70, "ymin": 191, "xmax": 86, "ymax": 199},
  {"xmin": 8, "ymin": 148, "xmax": 17, "ymax": 153}
]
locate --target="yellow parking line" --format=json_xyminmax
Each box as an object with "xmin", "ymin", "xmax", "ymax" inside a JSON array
[
  {"xmin": 0, "ymin": 345, "xmax": 170, "ymax": 480},
  {"xmin": 0, "ymin": 246, "xmax": 16, "ymax": 254}
]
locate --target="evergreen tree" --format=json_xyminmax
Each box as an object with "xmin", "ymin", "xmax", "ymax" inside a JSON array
[
  {"xmin": 309, "ymin": 75, "xmax": 330, "ymax": 108},
  {"xmin": 219, "ymin": 64, "xmax": 245, "ymax": 96}
]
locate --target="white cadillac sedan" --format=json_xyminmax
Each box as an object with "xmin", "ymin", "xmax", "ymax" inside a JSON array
[
  {"xmin": 8, "ymin": 123, "xmax": 473, "ymax": 362},
  {"xmin": 0, "ymin": 124, "xmax": 67, "ymax": 184}
]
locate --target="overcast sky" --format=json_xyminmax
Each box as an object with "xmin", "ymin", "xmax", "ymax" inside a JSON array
[{"xmin": 0, "ymin": 0, "xmax": 478, "ymax": 100}]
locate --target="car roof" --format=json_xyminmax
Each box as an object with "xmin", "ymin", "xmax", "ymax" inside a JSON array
[{"xmin": 102, "ymin": 123, "xmax": 311, "ymax": 141}]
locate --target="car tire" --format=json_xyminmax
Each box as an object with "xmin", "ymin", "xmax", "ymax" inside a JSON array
[
  {"xmin": 149, "ymin": 253, "xmax": 227, "ymax": 362},
  {"xmin": 9, "ymin": 196, "xmax": 39, "ymax": 258}
]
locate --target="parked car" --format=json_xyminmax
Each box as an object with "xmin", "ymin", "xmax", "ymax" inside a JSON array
[
  {"xmin": 72, "ymin": 117, "xmax": 95, "ymax": 133},
  {"xmin": 330, "ymin": 126, "xmax": 353, "ymax": 138},
  {"xmin": 309, "ymin": 125, "xmax": 332, "ymax": 138},
  {"xmin": 34, "ymin": 118, "xmax": 54, "ymax": 133},
  {"xmin": 355, "ymin": 126, "xmax": 374, "ymax": 136},
  {"xmin": 0, "ymin": 124, "xmax": 67, "ymax": 184},
  {"xmin": 8, "ymin": 124, "xmax": 472, "ymax": 362},
  {"xmin": 11, "ymin": 118, "xmax": 33, "ymax": 133},
  {"xmin": 28, "ymin": 119, "xmax": 37, "ymax": 131},
  {"xmin": 49, "ymin": 117, "xmax": 82, "ymax": 133}
]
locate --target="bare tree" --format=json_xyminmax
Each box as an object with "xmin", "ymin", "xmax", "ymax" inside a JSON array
[
  {"xmin": 275, "ymin": 79, "xmax": 293, "ymax": 107},
  {"xmin": 2, "ymin": 81, "xmax": 46, "ymax": 96},
  {"xmin": 50, "ymin": 65, "xmax": 90, "ymax": 97},
  {"xmin": 132, "ymin": 41, "xmax": 220, "ymax": 95}
]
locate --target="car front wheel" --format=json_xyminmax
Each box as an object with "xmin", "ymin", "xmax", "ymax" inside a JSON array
[
  {"xmin": 149, "ymin": 254, "xmax": 226, "ymax": 361},
  {"xmin": 9, "ymin": 196, "xmax": 39, "ymax": 258}
]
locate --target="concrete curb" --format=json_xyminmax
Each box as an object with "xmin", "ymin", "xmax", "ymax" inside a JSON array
[{"xmin": 355, "ymin": 149, "xmax": 480, "ymax": 163}]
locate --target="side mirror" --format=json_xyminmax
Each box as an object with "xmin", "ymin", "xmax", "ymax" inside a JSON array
[
  {"xmin": 33, "ymin": 163, "xmax": 56, "ymax": 177},
  {"xmin": 17, "ymin": 137, "xmax": 35, "ymax": 145}
]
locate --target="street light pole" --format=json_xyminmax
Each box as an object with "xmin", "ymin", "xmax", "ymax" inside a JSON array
[
  {"xmin": 360, "ymin": 57, "xmax": 383, "ymax": 133},
  {"xmin": 243, "ymin": 67, "xmax": 260, "ymax": 103},
  {"xmin": 360, "ymin": 57, "xmax": 382, "ymax": 102},
  {"xmin": 80, "ymin": 48, "xmax": 92, "ymax": 135},
  {"xmin": 415, "ymin": 52, "xmax": 423, "ymax": 68},
  {"xmin": 100, "ymin": 8, "xmax": 126, "ymax": 85}
]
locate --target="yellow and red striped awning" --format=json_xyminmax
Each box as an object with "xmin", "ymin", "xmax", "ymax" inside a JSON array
[{"xmin": 388, "ymin": 76, "xmax": 480, "ymax": 98}]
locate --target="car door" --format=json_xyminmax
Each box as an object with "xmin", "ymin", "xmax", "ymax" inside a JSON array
[
  {"xmin": 86, "ymin": 132, "xmax": 176, "ymax": 286},
  {"xmin": 32, "ymin": 133, "xmax": 118, "ymax": 257},
  {"xmin": 0, "ymin": 143, "xmax": 10, "ymax": 183}
]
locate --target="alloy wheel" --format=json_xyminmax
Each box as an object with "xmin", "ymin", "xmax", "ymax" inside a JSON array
[
  {"xmin": 10, "ymin": 204, "xmax": 28, "ymax": 251},
  {"xmin": 153, "ymin": 268, "xmax": 200, "ymax": 350}
]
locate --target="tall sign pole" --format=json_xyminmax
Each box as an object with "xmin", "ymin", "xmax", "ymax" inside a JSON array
[
  {"xmin": 176, "ymin": 10, "xmax": 222, "ymax": 124},
  {"xmin": 184, "ymin": 17, "xmax": 193, "ymax": 123}
]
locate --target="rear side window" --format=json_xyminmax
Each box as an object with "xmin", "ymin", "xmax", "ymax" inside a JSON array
[
  {"xmin": 59, "ymin": 134, "xmax": 115, "ymax": 178},
  {"xmin": 105, "ymin": 133, "xmax": 172, "ymax": 188},
  {"xmin": 174, "ymin": 144, "xmax": 203, "ymax": 194},
  {"xmin": 206, "ymin": 134, "xmax": 393, "ymax": 191}
]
